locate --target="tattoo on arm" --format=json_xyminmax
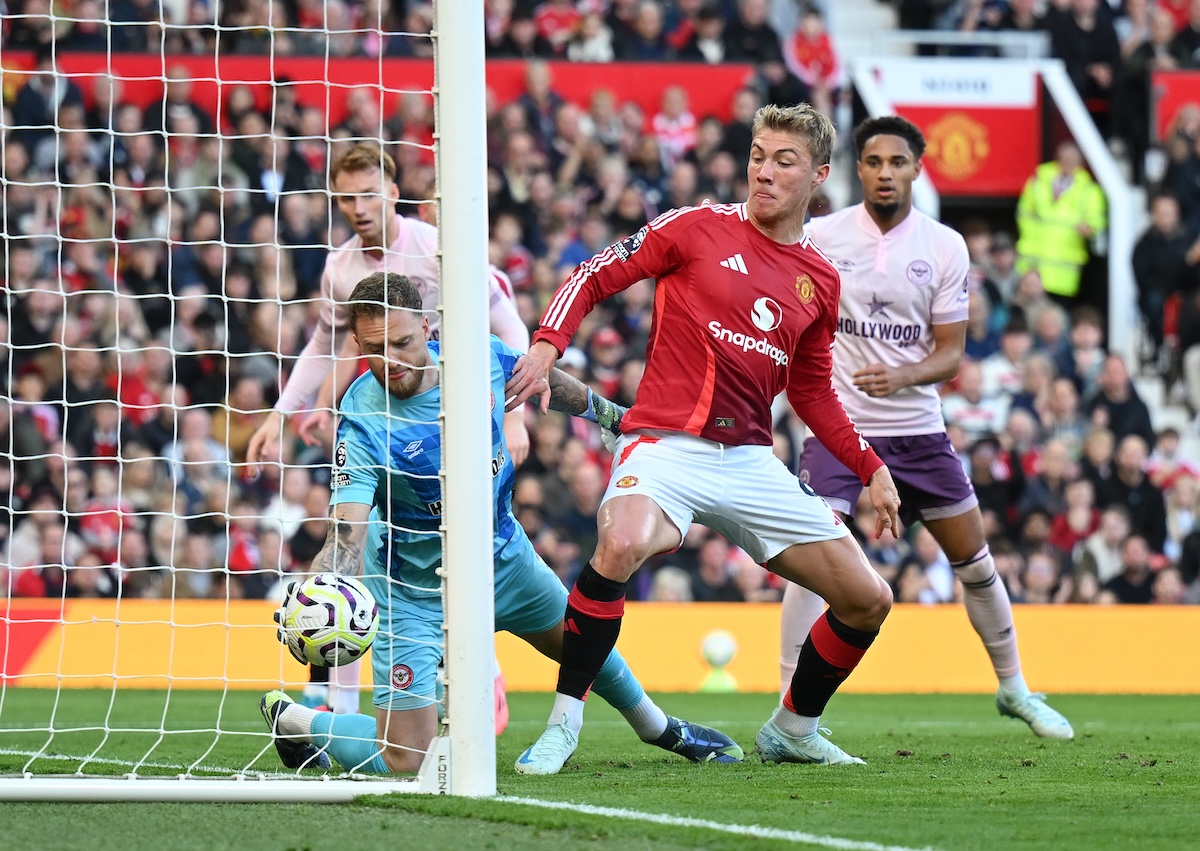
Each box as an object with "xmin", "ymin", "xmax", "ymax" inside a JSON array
[
  {"xmin": 312, "ymin": 505, "xmax": 371, "ymax": 577},
  {"xmin": 548, "ymin": 368, "xmax": 589, "ymax": 416}
]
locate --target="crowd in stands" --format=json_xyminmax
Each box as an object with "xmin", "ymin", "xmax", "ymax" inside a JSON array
[{"xmin": 2, "ymin": 0, "xmax": 1200, "ymax": 608}]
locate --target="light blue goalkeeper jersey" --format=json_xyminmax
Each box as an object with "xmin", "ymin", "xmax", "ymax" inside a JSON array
[{"xmin": 329, "ymin": 337, "xmax": 521, "ymax": 595}]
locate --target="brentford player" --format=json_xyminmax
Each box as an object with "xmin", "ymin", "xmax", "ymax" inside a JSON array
[
  {"xmin": 506, "ymin": 103, "xmax": 903, "ymax": 774},
  {"xmin": 782, "ymin": 115, "xmax": 1073, "ymax": 740}
]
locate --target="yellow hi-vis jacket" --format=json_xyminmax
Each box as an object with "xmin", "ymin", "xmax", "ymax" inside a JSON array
[{"xmin": 1014, "ymin": 162, "xmax": 1108, "ymax": 298}]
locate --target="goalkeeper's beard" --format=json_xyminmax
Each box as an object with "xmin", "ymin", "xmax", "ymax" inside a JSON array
[{"xmin": 370, "ymin": 356, "xmax": 427, "ymax": 400}]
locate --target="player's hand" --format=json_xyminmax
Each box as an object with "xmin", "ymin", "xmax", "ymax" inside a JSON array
[
  {"xmin": 867, "ymin": 466, "xmax": 902, "ymax": 540},
  {"xmin": 851, "ymin": 363, "xmax": 905, "ymax": 398},
  {"xmin": 246, "ymin": 410, "xmax": 285, "ymax": 478},
  {"xmin": 505, "ymin": 340, "xmax": 557, "ymax": 413},
  {"xmin": 504, "ymin": 408, "xmax": 530, "ymax": 466},
  {"xmin": 273, "ymin": 581, "xmax": 308, "ymax": 664},
  {"xmin": 297, "ymin": 408, "xmax": 335, "ymax": 447},
  {"xmin": 600, "ymin": 427, "xmax": 620, "ymax": 454}
]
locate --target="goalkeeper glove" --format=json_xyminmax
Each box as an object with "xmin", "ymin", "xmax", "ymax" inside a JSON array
[{"xmin": 582, "ymin": 388, "xmax": 627, "ymax": 453}]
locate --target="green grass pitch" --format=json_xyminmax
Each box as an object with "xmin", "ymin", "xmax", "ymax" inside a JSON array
[{"xmin": 0, "ymin": 689, "xmax": 1197, "ymax": 850}]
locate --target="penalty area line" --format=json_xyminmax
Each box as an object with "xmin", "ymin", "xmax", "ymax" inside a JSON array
[{"xmin": 498, "ymin": 795, "xmax": 942, "ymax": 851}]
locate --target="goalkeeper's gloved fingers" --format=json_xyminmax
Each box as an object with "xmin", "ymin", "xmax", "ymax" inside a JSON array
[{"xmin": 601, "ymin": 427, "xmax": 619, "ymax": 454}]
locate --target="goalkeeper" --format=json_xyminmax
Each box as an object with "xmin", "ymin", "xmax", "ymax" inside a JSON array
[{"xmin": 259, "ymin": 271, "xmax": 743, "ymax": 774}]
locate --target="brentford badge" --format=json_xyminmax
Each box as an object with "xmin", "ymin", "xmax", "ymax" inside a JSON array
[
  {"xmin": 615, "ymin": 475, "xmax": 639, "ymax": 489},
  {"xmin": 795, "ymin": 275, "xmax": 815, "ymax": 305},
  {"xmin": 391, "ymin": 664, "xmax": 414, "ymax": 690}
]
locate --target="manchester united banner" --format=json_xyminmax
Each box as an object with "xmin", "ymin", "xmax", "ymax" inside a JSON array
[{"xmin": 873, "ymin": 59, "xmax": 1042, "ymax": 197}]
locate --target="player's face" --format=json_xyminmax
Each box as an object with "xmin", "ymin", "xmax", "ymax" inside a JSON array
[
  {"xmin": 857, "ymin": 134, "xmax": 921, "ymax": 220},
  {"xmin": 746, "ymin": 129, "xmax": 828, "ymax": 231},
  {"xmin": 353, "ymin": 308, "xmax": 433, "ymax": 400},
  {"xmin": 333, "ymin": 167, "xmax": 400, "ymax": 248}
]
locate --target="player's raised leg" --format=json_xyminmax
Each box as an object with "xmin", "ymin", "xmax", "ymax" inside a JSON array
[
  {"xmin": 761, "ymin": 534, "xmax": 891, "ymax": 765},
  {"xmin": 924, "ymin": 510, "xmax": 1074, "ymax": 740}
]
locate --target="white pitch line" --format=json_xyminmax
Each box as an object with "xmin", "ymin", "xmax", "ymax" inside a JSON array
[{"xmin": 498, "ymin": 796, "xmax": 942, "ymax": 851}]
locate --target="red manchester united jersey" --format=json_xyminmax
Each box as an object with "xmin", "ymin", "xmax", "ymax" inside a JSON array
[{"xmin": 535, "ymin": 202, "xmax": 883, "ymax": 485}]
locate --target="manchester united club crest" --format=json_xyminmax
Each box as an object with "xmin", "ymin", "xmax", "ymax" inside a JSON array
[
  {"xmin": 795, "ymin": 275, "xmax": 815, "ymax": 305},
  {"xmin": 925, "ymin": 112, "xmax": 990, "ymax": 182},
  {"xmin": 615, "ymin": 475, "xmax": 639, "ymax": 488}
]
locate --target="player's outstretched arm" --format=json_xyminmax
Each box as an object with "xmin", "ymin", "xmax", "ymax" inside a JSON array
[
  {"xmin": 311, "ymin": 501, "xmax": 373, "ymax": 577},
  {"xmin": 547, "ymin": 367, "xmax": 627, "ymax": 438}
]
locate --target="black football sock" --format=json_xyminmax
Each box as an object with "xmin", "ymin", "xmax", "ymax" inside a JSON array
[
  {"xmin": 784, "ymin": 611, "xmax": 877, "ymax": 718},
  {"xmin": 557, "ymin": 563, "xmax": 627, "ymax": 700},
  {"xmin": 309, "ymin": 664, "xmax": 329, "ymax": 684}
]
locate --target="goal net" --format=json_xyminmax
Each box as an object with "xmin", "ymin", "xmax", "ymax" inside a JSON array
[{"xmin": 0, "ymin": 0, "xmax": 496, "ymax": 800}]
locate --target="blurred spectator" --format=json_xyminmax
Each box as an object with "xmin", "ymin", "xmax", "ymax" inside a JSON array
[
  {"xmin": 1163, "ymin": 473, "xmax": 1199, "ymax": 562},
  {"xmin": 1100, "ymin": 534, "xmax": 1155, "ymax": 602},
  {"xmin": 1147, "ymin": 426, "xmax": 1200, "ymax": 489},
  {"xmin": 1171, "ymin": 0, "xmax": 1200, "ymax": 66},
  {"xmin": 1097, "ymin": 433, "xmax": 1167, "ymax": 552},
  {"xmin": 678, "ymin": 3, "xmax": 725, "ymax": 62},
  {"xmin": 1020, "ymin": 548, "xmax": 1069, "ymax": 604},
  {"xmin": 690, "ymin": 533, "xmax": 743, "ymax": 602},
  {"xmin": 1048, "ymin": 476, "xmax": 1101, "ymax": 553},
  {"xmin": 1054, "ymin": 305, "xmax": 1108, "ymax": 396},
  {"xmin": 782, "ymin": 9, "xmax": 839, "ymax": 118},
  {"xmin": 898, "ymin": 525, "xmax": 956, "ymax": 604},
  {"xmin": 1019, "ymin": 437, "xmax": 1077, "ymax": 518},
  {"xmin": 12, "ymin": 43, "xmax": 85, "ymax": 152},
  {"xmin": 1047, "ymin": 0, "xmax": 1122, "ymax": 132},
  {"xmin": 965, "ymin": 289, "xmax": 1002, "ymax": 360},
  {"xmin": 143, "ymin": 64, "xmax": 216, "ymax": 136},
  {"xmin": 723, "ymin": 0, "xmax": 782, "ymax": 63},
  {"xmin": 943, "ymin": 360, "xmax": 1011, "ymax": 441},
  {"xmin": 1015, "ymin": 141, "xmax": 1108, "ymax": 307},
  {"xmin": 1119, "ymin": 7, "xmax": 1181, "ymax": 182},
  {"xmin": 493, "ymin": 10, "xmax": 555, "ymax": 58},
  {"xmin": 651, "ymin": 86, "xmax": 697, "ymax": 170},
  {"xmin": 648, "ymin": 565, "xmax": 694, "ymax": 601},
  {"xmin": 567, "ymin": 12, "xmax": 616, "ymax": 62},
  {"xmin": 1133, "ymin": 194, "xmax": 1200, "ymax": 363},
  {"xmin": 535, "ymin": 0, "xmax": 583, "ymax": 56},
  {"xmin": 1076, "ymin": 504, "xmax": 1131, "ymax": 583},
  {"xmin": 614, "ymin": 0, "xmax": 675, "ymax": 60},
  {"xmin": 980, "ymin": 316, "xmax": 1033, "ymax": 398},
  {"xmin": 1085, "ymin": 353, "xmax": 1155, "ymax": 446}
]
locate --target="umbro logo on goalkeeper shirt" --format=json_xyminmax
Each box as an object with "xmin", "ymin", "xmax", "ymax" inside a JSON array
[{"xmin": 720, "ymin": 253, "xmax": 748, "ymax": 274}]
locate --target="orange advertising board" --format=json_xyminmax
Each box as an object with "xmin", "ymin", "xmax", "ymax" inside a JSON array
[{"xmin": 4, "ymin": 599, "xmax": 1198, "ymax": 694}]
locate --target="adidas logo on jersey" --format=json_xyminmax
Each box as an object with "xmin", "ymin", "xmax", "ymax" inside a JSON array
[{"xmin": 720, "ymin": 253, "xmax": 748, "ymax": 274}]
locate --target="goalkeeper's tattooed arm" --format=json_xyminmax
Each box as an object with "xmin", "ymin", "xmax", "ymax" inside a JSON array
[
  {"xmin": 547, "ymin": 368, "xmax": 627, "ymax": 436},
  {"xmin": 312, "ymin": 501, "xmax": 372, "ymax": 577}
]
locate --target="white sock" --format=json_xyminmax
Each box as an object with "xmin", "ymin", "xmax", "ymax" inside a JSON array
[
  {"xmin": 331, "ymin": 659, "xmax": 363, "ymax": 714},
  {"xmin": 772, "ymin": 705, "xmax": 819, "ymax": 738},
  {"xmin": 999, "ymin": 673, "xmax": 1030, "ymax": 696},
  {"xmin": 278, "ymin": 702, "xmax": 319, "ymax": 738},
  {"xmin": 549, "ymin": 693, "xmax": 586, "ymax": 735},
  {"xmin": 954, "ymin": 550, "xmax": 1023, "ymax": 682},
  {"xmin": 619, "ymin": 695, "xmax": 670, "ymax": 741},
  {"xmin": 779, "ymin": 581, "xmax": 827, "ymax": 697}
]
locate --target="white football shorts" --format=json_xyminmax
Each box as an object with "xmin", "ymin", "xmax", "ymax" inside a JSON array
[{"xmin": 603, "ymin": 430, "xmax": 849, "ymax": 564}]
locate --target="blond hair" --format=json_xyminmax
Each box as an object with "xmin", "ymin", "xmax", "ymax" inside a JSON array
[
  {"xmin": 751, "ymin": 103, "xmax": 835, "ymax": 167},
  {"xmin": 330, "ymin": 144, "xmax": 397, "ymax": 185}
]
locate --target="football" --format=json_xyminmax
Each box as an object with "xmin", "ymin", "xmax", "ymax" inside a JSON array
[
  {"xmin": 700, "ymin": 629, "xmax": 737, "ymax": 669},
  {"xmin": 278, "ymin": 573, "xmax": 379, "ymax": 667}
]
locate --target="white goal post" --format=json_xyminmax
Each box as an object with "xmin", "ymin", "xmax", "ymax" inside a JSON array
[{"xmin": 0, "ymin": 0, "xmax": 495, "ymax": 800}]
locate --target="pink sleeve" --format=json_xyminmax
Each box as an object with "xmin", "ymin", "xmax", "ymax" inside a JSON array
[
  {"xmin": 275, "ymin": 262, "xmax": 349, "ymax": 414},
  {"xmin": 488, "ymin": 267, "xmax": 530, "ymax": 350}
]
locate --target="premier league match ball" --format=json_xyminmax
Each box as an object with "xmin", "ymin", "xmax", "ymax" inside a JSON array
[
  {"xmin": 279, "ymin": 573, "xmax": 379, "ymax": 667},
  {"xmin": 700, "ymin": 629, "xmax": 738, "ymax": 669}
]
